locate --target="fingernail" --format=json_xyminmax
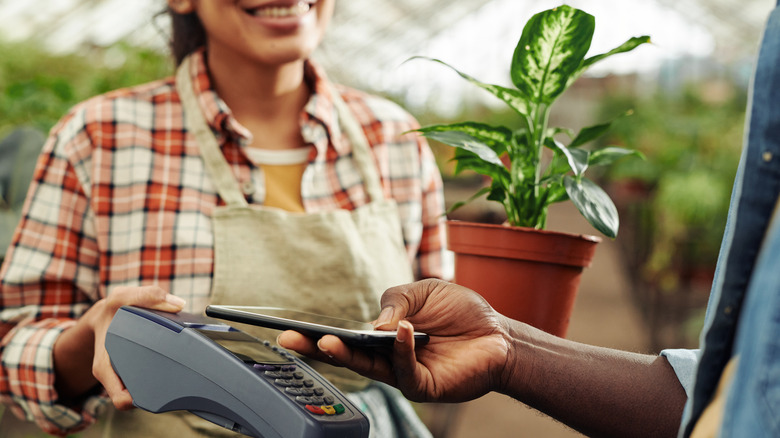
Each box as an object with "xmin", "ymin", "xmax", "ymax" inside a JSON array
[
  {"xmin": 165, "ymin": 294, "xmax": 186, "ymax": 307},
  {"xmin": 396, "ymin": 320, "xmax": 411, "ymax": 344},
  {"xmin": 374, "ymin": 307, "xmax": 394, "ymax": 329},
  {"xmin": 317, "ymin": 339, "xmax": 334, "ymax": 358}
]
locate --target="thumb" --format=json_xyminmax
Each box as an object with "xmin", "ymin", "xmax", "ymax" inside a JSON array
[
  {"xmin": 377, "ymin": 279, "xmax": 445, "ymax": 328},
  {"xmin": 374, "ymin": 283, "xmax": 419, "ymax": 329}
]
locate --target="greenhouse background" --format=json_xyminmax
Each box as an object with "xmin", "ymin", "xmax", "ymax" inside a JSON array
[{"xmin": 0, "ymin": 0, "xmax": 776, "ymax": 436}]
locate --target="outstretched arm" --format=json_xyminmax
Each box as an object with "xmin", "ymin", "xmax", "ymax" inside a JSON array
[{"xmin": 278, "ymin": 279, "xmax": 686, "ymax": 438}]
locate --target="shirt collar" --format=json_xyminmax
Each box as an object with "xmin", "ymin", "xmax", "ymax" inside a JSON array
[
  {"xmin": 181, "ymin": 49, "xmax": 349, "ymax": 156},
  {"xmin": 302, "ymin": 60, "xmax": 349, "ymax": 155},
  {"xmin": 184, "ymin": 50, "xmax": 243, "ymax": 141}
]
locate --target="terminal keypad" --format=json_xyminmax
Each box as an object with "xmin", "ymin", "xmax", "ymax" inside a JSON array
[{"xmin": 252, "ymin": 357, "xmax": 346, "ymax": 417}]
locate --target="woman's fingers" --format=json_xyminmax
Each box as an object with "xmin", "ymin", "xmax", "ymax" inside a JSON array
[
  {"xmin": 92, "ymin": 330, "xmax": 134, "ymax": 410},
  {"xmin": 91, "ymin": 286, "xmax": 185, "ymax": 409},
  {"xmin": 109, "ymin": 285, "xmax": 186, "ymax": 313}
]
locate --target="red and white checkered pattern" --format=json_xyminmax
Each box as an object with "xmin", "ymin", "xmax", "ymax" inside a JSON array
[{"xmin": 0, "ymin": 49, "xmax": 449, "ymax": 435}]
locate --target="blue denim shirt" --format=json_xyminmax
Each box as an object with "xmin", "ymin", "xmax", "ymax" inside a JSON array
[{"xmin": 661, "ymin": 2, "xmax": 780, "ymax": 436}]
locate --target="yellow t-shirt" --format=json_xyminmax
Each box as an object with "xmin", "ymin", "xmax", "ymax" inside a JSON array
[
  {"xmin": 689, "ymin": 357, "xmax": 739, "ymax": 438},
  {"xmin": 244, "ymin": 146, "xmax": 312, "ymax": 213}
]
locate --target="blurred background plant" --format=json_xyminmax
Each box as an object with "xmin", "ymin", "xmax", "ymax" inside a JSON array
[
  {"xmin": 0, "ymin": 40, "xmax": 171, "ymax": 138},
  {"xmin": 598, "ymin": 73, "xmax": 746, "ymax": 349},
  {"xmin": 0, "ymin": 40, "xmax": 172, "ymax": 271}
]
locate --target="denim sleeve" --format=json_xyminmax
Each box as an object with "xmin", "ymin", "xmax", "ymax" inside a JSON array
[{"xmin": 660, "ymin": 348, "xmax": 700, "ymax": 398}]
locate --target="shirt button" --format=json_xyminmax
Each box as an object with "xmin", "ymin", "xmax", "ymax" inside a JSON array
[
  {"xmin": 242, "ymin": 180, "xmax": 256, "ymax": 196},
  {"xmin": 763, "ymin": 151, "xmax": 773, "ymax": 162}
]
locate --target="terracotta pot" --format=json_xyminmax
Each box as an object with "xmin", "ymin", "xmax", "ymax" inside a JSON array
[{"xmin": 447, "ymin": 221, "xmax": 601, "ymax": 337}]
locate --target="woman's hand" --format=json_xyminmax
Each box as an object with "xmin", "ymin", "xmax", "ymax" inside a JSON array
[
  {"xmin": 53, "ymin": 286, "xmax": 185, "ymax": 410},
  {"xmin": 278, "ymin": 279, "xmax": 513, "ymax": 403}
]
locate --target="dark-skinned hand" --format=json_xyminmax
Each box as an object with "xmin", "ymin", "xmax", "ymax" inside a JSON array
[{"xmin": 278, "ymin": 279, "xmax": 513, "ymax": 403}]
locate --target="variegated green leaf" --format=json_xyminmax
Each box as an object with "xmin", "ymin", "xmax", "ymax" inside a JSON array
[
  {"xmin": 569, "ymin": 121, "xmax": 613, "ymax": 148},
  {"xmin": 420, "ymin": 130, "xmax": 504, "ymax": 167},
  {"xmin": 549, "ymin": 126, "xmax": 575, "ymax": 140},
  {"xmin": 451, "ymin": 150, "xmax": 510, "ymax": 183},
  {"xmin": 511, "ymin": 5, "xmax": 594, "ymax": 104},
  {"xmin": 589, "ymin": 146, "xmax": 644, "ymax": 167},
  {"xmin": 567, "ymin": 36, "xmax": 651, "ymax": 87},
  {"xmin": 551, "ymin": 139, "xmax": 589, "ymax": 176},
  {"xmin": 446, "ymin": 186, "xmax": 492, "ymax": 215},
  {"xmin": 416, "ymin": 122, "xmax": 512, "ymax": 156},
  {"xmin": 564, "ymin": 176, "xmax": 619, "ymax": 238},
  {"xmin": 408, "ymin": 56, "xmax": 530, "ymax": 116},
  {"xmin": 570, "ymin": 110, "xmax": 634, "ymax": 148},
  {"xmin": 545, "ymin": 183, "xmax": 569, "ymax": 204}
]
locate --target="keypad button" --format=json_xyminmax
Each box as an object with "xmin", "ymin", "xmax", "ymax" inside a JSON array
[
  {"xmin": 285, "ymin": 387, "xmax": 302, "ymax": 396},
  {"xmin": 301, "ymin": 388, "xmax": 314, "ymax": 396},
  {"xmin": 310, "ymin": 396, "xmax": 324, "ymax": 405},
  {"xmin": 264, "ymin": 371, "xmax": 283, "ymax": 379},
  {"xmin": 293, "ymin": 371, "xmax": 305, "ymax": 379},
  {"xmin": 333, "ymin": 404, "xmax": 345, "ymax": 415},
  {"xmin": 281, "ymin": 365, "xmax": 297, "ymax": 372},
  {"xmin": 313, "ymin": 388, "xmax": 325, "ymax": 396},
  {"xmin": 254, "ymin": 364, "xmax": 279, "ymax": 372},
  {"xmin": 321, "ymin": 405, "xmax": 336, "ymax": 415},
  {"xmin": 296, "ymin": 396, "xmax": 313, "ymax": 405},
  {"xmin": 323, "ymin": 396, "xmax": 335, "ymax": 405},
  {"xmin": 274, "ymin": 379, "xmax": 294, "ymax": 387},
  {"xmin": 291, "ymin": 380, "xmax": 304, "ymax": 388},
  {"xmin": 305, "ymin": 405, "xmax": 325, "ymax": 415},
  {"xmin": 303, "ymin": 380, "xmax": 314, "ymax": 387}
]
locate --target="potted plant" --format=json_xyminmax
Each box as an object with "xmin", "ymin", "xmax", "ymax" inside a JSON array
[{"xmin": 412, "ymin": 4, "xmax": 648, "ymax": 336}]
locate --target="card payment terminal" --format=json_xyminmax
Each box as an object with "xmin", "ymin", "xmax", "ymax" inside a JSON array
[{"xmin": 105, "ymin": 306, "xmax": 370, "ymax": 438}]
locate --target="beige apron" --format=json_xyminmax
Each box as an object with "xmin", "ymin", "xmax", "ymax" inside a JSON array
[{"xmin": 102, "ymin": 58, "xmax": 416, "ymax": 437}]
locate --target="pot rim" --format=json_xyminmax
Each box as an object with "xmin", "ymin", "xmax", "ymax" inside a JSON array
[{"xmin": 446, "ymin": 220, "xmax": 601, "ymax": 268}]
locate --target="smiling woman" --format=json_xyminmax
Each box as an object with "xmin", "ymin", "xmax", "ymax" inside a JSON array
[{"xmin": 0, "ymin": 1, "xmax": 449, "ymax": 437}]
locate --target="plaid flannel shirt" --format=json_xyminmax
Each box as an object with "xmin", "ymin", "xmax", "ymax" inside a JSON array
[{"xmin": 0, "ymin": 50, "xmax": 449, "ymax": 435}]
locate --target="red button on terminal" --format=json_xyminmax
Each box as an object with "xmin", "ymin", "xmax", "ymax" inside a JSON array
[{"xmin": 305, "ymin": 405, "xmax": 325, "ymax": 415}]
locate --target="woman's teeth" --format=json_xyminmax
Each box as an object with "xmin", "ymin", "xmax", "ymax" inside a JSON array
[{"xmin": 250, "ymin": 2, "xmax": 311, "ymax": 18}]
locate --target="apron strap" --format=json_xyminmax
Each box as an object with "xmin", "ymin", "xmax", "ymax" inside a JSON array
[
  {"xmin": 176, "ymin": 58, "xmax": 249, "ymax": 208},
  {"xmin": 327, "ymin": 84, "xmax": 386, "ymax": 203}
]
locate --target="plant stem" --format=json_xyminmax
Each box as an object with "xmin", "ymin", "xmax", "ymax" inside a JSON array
[
  {"xmin": 509, "ymin": 107, "xmax": 537, "ymax": 227},
  {"xmin": 532, "ymin": 104, "xmax": 551, "ymax": 228}
]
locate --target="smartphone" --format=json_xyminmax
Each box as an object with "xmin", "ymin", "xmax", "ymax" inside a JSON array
[{"xmin": 205, "ymin": 305, "xmax": 429, "ymax": 347}]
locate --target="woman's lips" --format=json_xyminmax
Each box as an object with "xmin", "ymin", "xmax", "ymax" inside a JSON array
[{"xmin": 245, "ymin": 1, "xmax": 313, "ymax": 18}]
